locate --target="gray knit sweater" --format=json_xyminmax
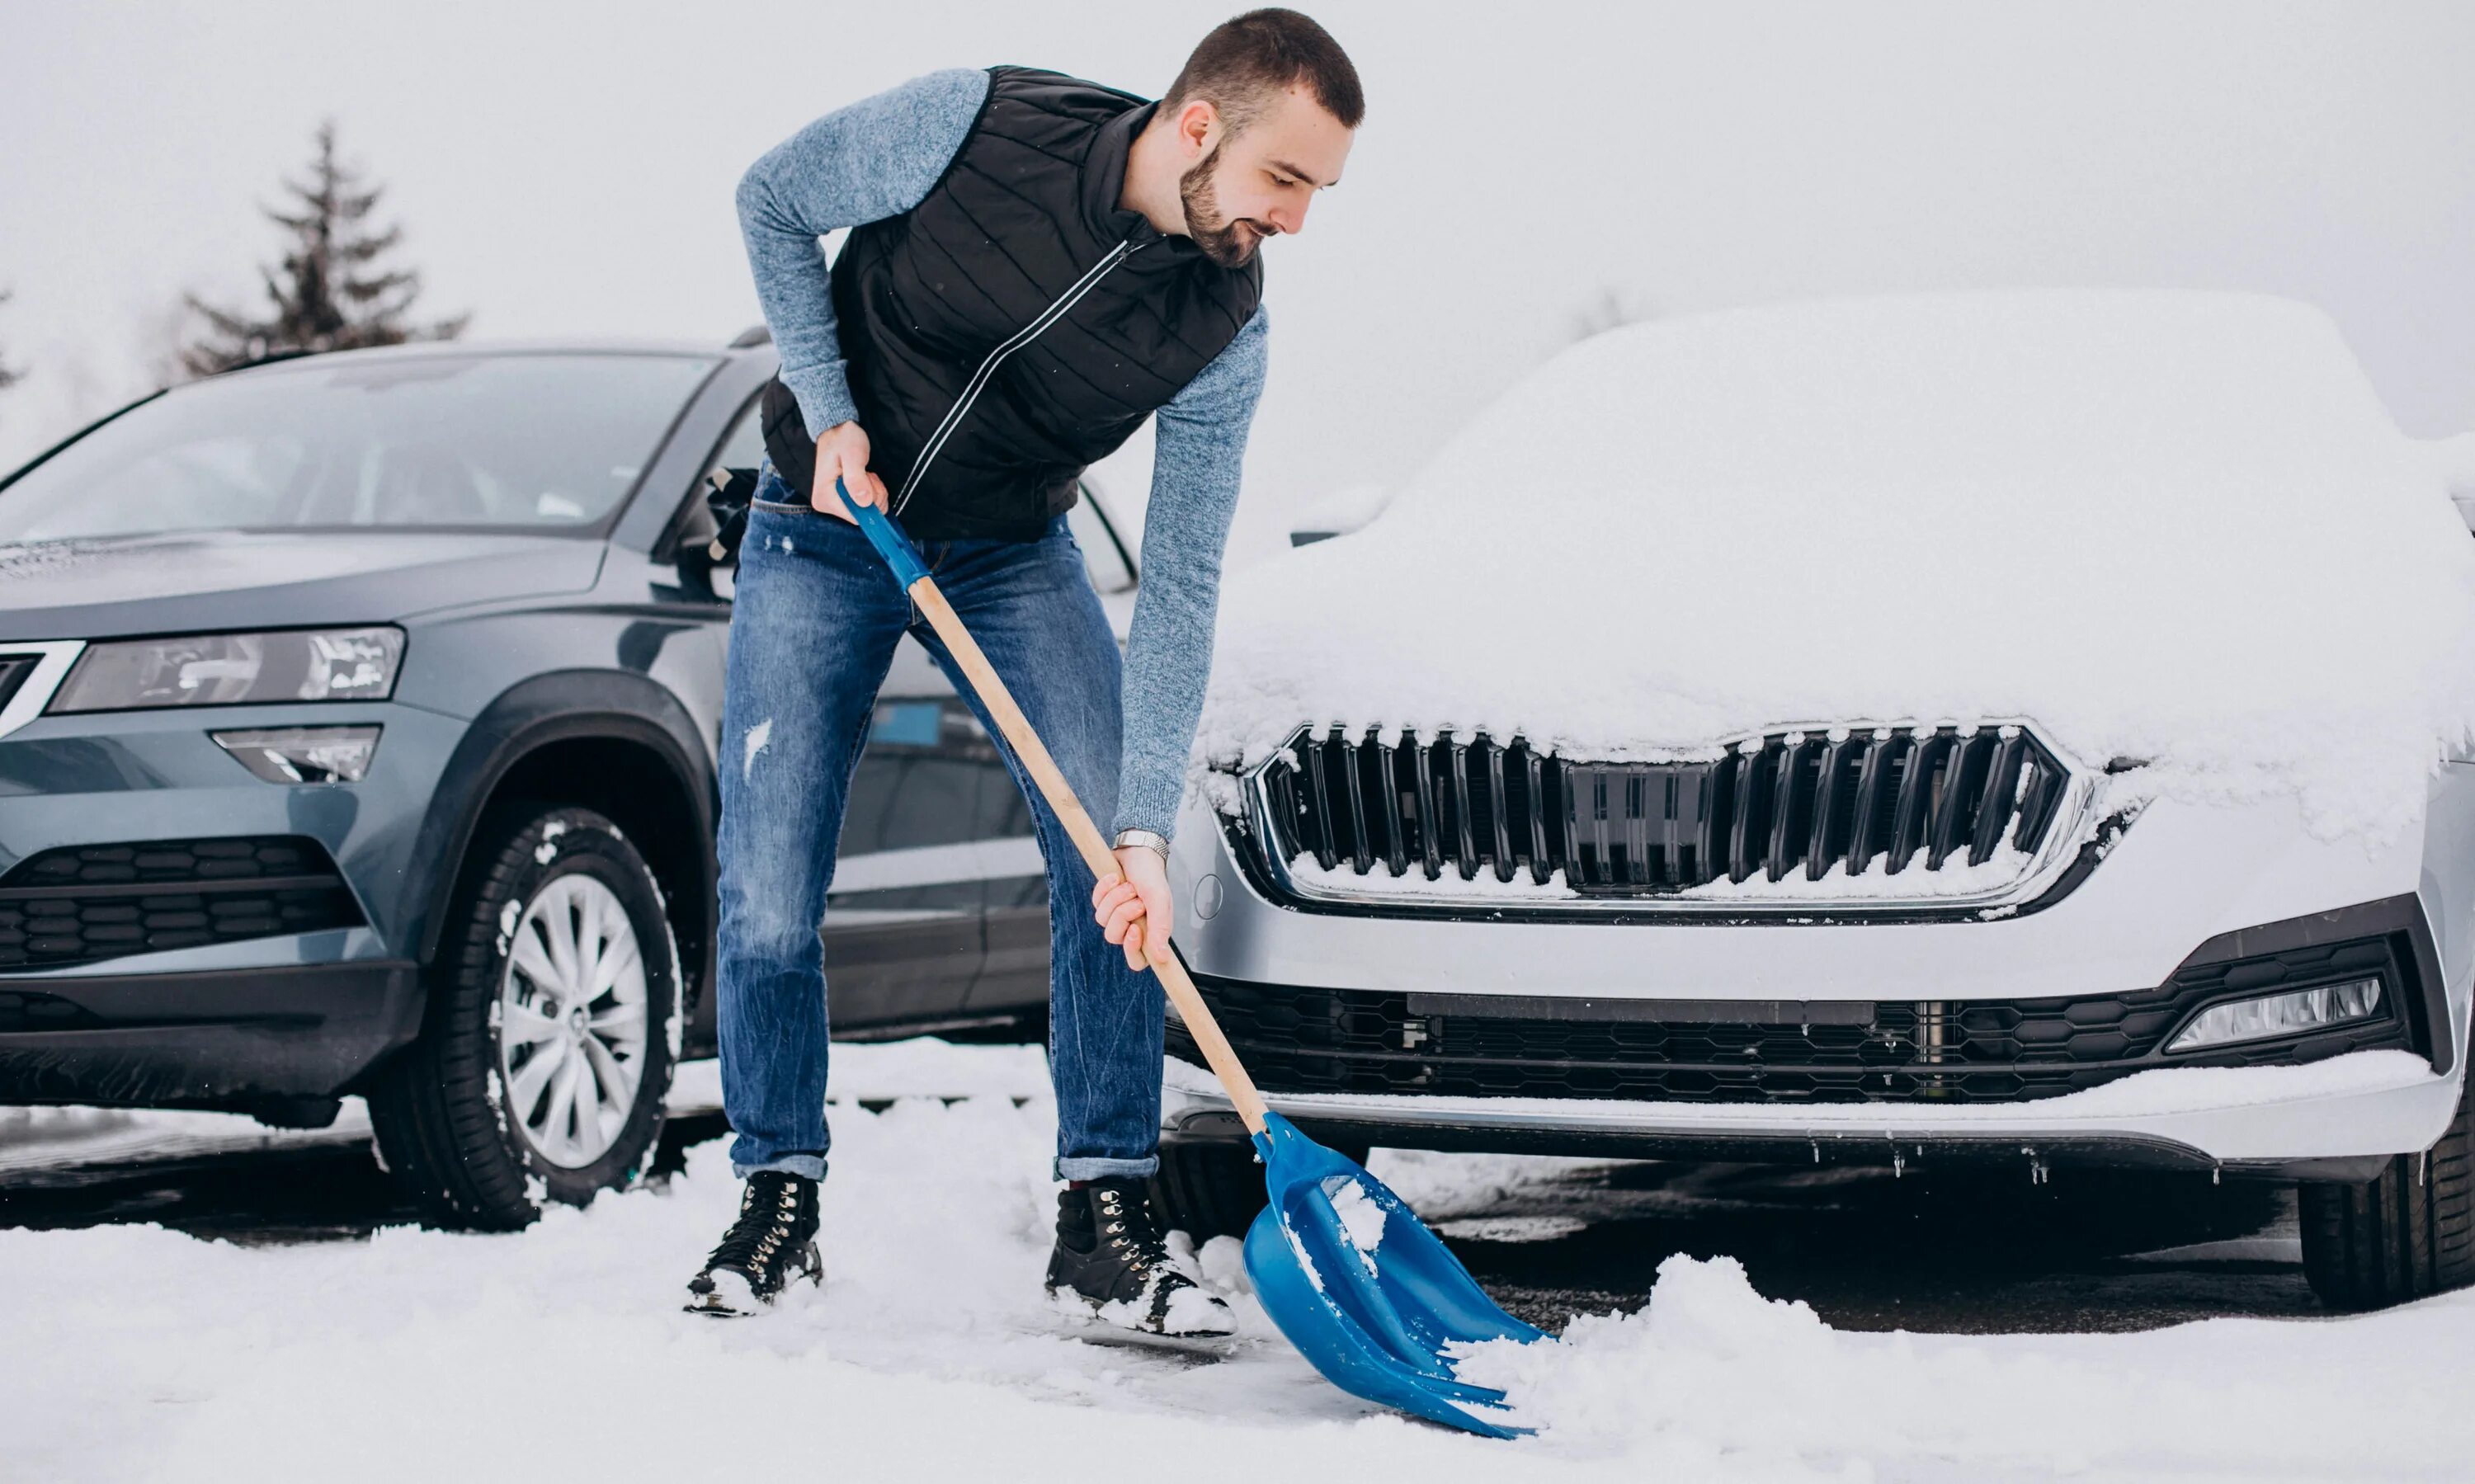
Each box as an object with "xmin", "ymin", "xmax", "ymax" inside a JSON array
[{"xmin": 735, "ymin": 66, "xmax": 1268, "ymax": 841}]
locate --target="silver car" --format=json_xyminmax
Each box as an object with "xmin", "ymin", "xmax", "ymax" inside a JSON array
[{"xmin": 1152, "ymin": 292, "xmax": 2475, "ymax": 1313}]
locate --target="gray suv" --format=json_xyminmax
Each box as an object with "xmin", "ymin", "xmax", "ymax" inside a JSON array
[{"xmin": 0, "ymin": 337, "xmax": 1142, "ymax": 1227}]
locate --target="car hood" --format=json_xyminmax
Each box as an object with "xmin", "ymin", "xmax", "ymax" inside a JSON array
[{"xmin": 0, "ymin": 530, "xmax": 606, "ymax": 642}]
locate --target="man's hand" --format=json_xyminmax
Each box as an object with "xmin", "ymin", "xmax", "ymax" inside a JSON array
[
  {"xmin": 813, "ymin": 420, "xmax": 889, "ymax": 523},
  {"xmin": 1091, "ymin": 846, "xmax": 1173, "ymax": 972}
]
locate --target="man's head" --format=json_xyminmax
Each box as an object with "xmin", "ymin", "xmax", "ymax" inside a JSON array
[{"xmin": 1150, "ymin": 9, "xmax": 1362, "ymax": 267}]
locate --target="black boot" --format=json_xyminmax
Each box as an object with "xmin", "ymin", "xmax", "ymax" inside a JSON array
[
  {"xmin": 684, "ymin": 1171, "xmax": 823, "ymax": 1317},
  {"xmin": 1044, "ymin": 1178, "xmax": 1234, "ymax": 1337}
]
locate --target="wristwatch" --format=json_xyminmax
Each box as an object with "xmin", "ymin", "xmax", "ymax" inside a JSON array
[{"xmin": 1111, "ymin": 827, "xmax": 1171, "ymax": 865}]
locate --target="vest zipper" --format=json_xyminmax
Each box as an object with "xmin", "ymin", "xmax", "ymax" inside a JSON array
[{"xmin": 890, "ymin": 235, "xmax": 1149, "ymax": 519}]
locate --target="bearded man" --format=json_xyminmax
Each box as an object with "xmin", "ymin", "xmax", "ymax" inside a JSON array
[{"xmin": 685, "ymin": 10, "xmax": 1361, "ymax": 1335}]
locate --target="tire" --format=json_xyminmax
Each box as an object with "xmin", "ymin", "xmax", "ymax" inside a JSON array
[
  {"xmin": 368, "ymin": 804, "xmax": 681, "ymax": 1230},
  {"xmin": 2300, "ymin": 1067, "xmax": 2475, "ymax": 1310},
  {"xmin": 1151, "ymin": 1136, "xmax": 1371, "ymax": 1241}
]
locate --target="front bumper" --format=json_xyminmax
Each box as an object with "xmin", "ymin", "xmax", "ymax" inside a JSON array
[
  {"xmin": 1162, "ymin": 777, "xmax": 2475, "ymax": 1174},
  {"xmin": 0, "ymin": 697, "xmax": 462, "ymax": 1109},
  {"xmin": 1161, "ymin": 1048, "xmax": 2451, "ymax": 1182},
  {"xmin": 0, "ymin": 945, "xmax": 420, "ymax": 1109}
]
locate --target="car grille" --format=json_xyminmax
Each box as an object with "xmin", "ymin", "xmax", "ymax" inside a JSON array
[
  {"xmin": 0, "ymin": 836, "xmax": 363, "ymax": 973},
  {"xmin": 1170, "ymin": 932, "xmax": 2419, "ymax": 1105},
  {"xmin": 1248, "ymin": 723, "xmax": 2077, "ymax": 897}
]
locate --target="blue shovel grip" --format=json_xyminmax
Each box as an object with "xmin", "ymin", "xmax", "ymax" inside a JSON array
[{"xmin": 834, "ymin": 476, "xmax": 931, "ymax": 591}]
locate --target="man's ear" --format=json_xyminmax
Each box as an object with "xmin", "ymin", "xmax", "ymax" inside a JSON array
[{"xmin": 1175, "ymin": 98, "xmax": 1221, "ymax": 158}]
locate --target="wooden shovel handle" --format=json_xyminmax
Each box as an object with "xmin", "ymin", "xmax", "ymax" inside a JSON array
[{"xmin": 908, "ymin": 578, "xmax": 1271, "ymax": 1135}]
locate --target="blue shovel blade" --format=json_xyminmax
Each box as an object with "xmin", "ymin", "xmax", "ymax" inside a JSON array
[{"xmin": 1241, "ymin": 1112, "xmax": 1549, "ymax": 1439}]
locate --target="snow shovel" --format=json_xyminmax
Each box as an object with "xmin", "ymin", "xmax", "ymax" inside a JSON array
[{"xmin": 831, "ymin": 478, "xmax": 1548, "ymax": 1438}]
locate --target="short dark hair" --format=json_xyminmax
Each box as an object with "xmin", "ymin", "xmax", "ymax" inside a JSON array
[{"xmin": 1162, "ymin": 9, "xmax": 1364, "ymax": 136}]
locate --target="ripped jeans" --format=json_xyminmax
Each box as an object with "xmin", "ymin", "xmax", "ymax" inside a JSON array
[{"xmin": 714, "ymin": 463, "xmax": 1162, "ymax": 1183}]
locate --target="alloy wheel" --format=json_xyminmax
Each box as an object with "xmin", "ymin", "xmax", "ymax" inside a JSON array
[{"xmin": 496, "ymin": 873, "xmax": 649, "ymax": 1168}]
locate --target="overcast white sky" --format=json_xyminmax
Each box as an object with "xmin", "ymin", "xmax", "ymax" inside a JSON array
[{"xmin": 2, "ymin": 1, "xmax": 2468, "ymax": 561}]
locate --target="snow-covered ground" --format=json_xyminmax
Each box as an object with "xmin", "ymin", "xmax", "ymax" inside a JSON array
[{"xmin": 6, "ymin": 1041, "xmax": 2474, "ymax": 1482}]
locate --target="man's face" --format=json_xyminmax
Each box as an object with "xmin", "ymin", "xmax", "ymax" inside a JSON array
[{"xmin": 1175, "ymin": 86, "xmax": 1354, "ymax": 268}]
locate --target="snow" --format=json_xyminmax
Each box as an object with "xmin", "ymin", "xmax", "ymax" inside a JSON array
[
  {"xmin": 1449, "ymin": 1251, "xmax": 2475, "ymax": 1477},
  {"xmin": 7, "ymin": 1040, "xmax": 2475, "ymax": 1480},
  {"xmin": 1201, "ymin": 291, "xmax": 2475, "ymax": 846},
  {"xmin": 1289, "ymin": 851, "xmax": 1578, "ymax": 899},
  {"xmin": 1322, "ymin": 1175, "xmax": 1388, "ymax": 1270}
]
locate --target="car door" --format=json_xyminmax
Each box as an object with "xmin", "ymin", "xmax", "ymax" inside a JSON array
[{"xmin": 968, "ymin": 481, "xmax": 1141, "ymax": 1015}]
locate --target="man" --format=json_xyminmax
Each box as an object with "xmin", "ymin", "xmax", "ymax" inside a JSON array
[{"xmin": 686, "ymin": 11, "xmax": 1361, "ymax": 1335}]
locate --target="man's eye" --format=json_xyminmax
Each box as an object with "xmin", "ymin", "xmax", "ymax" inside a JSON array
[{"xmin": 1270, "ymin": 176, "xmax": 1296, "ymax": 189}]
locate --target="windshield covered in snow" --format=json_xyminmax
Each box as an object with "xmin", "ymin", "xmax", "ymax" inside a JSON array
[{"xmin": 0, "ymin": 351, "xmax": 716, "ymax": 541}]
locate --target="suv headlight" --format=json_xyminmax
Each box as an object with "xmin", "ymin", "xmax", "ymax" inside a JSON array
[{"xmin": 49, "ymin": 627, "xmax": 404, "ymax": 713}]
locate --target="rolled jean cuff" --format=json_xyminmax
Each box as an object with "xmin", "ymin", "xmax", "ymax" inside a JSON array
[
  {"xmin": 1056, "ymin": 1154, "xmax": 1158, "ymax": 1181},
  {"xmin": 734, "ymin": 1153, "xmax": 828, "ymax": 1182}
]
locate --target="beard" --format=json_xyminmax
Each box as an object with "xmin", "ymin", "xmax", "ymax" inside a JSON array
[{"xmin": 1178, "ymin": 144, "xmax": 1275, "ymax": 268}]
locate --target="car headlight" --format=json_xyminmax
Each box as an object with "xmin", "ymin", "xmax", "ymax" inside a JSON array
[{"xmin": 49, "ymin": 627, "xmax": 404, "ymax": 713}]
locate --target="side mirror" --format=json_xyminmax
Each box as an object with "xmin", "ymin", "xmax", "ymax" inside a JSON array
[{"xmin": 1289, "ymin": 483, "xmax": 1393, "ymax": 548}]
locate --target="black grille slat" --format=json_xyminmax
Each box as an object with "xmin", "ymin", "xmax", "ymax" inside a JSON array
[
  {"xmin": 0, "ymin": 835, "xmax": 360, "ymax": 972},
  {"xmin": 1973, "ymin": 731, "xmax": 2028, "ymax": 867},
  {"xmin": 1412, "ymin": 740, "xmax": 1443, "ymax": 881},
  {"xmin": 1885, "ymin": 733, "xmax": 1934, "ymax": 875},
  {"xmin": 1258, "ymin": 725, "xmax": 2075, "ymax": 900},
  {"xmin": 1926, "ymin": 730, "xmax": 1978, "ymax": 871},
  {"xmin": 1340, "ymin": 729, "xmax": 1374, "ymax": 874},
  {"xmin": 1524, "ymin": 748, "xmax": 1552, "ymax": 886},
  {"xmin": 1375, "ymin": 739, "xmax": 1407, "ymax": 878},
  {"xmin": 1484, "ymin": 738, "xmax": 1514, "ymax": 883},
  {"xmin": 1727, "ymin": 747, "xmax": 1761, "ymax": 883},
  {"xmin": 1449, "ymin": 736, "xmax": 1478, "ymax": 882},
  {"xmin": 1299, "ymin": 736, "xmax": 1337, "ymax": 871},
  {"xmin": 1806, "ymin": 736, "xmax": 1846, "ymax": 881}
]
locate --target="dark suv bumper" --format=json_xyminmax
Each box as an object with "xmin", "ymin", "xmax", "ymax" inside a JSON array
[{"xmin": 0, "ymin": 957, "xmax": 422, "ymax": 1111}]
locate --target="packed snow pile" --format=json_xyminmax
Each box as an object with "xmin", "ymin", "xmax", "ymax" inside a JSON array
[
  {"xmin": 1202, "ymin": 291, "xmax": 2475, "ymax": 843},
  {"xmin": 1451, "ymin": 1252, "xmax": 2475, "ymax": 1477}
]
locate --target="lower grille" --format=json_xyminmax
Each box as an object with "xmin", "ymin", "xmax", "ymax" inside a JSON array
[
  {"xmin": 0, "ymin": 836, "xmax": 362, "ymax": 972},
  {"xmin": 1247, "ymin": 722, "xmax": 2079, "ymax": 902},
  {"xmin": 1171, "ymin": 933, "xmax": 2418, "ymax": 1106}
]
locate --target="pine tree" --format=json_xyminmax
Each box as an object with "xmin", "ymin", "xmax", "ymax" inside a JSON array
[{"xmin": 182, "ymin": 120, "xmax": 467, "ymax": 376}]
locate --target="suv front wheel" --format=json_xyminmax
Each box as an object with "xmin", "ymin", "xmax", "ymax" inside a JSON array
[{"xmin": 370, "ymin": 804, "xmax": 680, "ymax": 1229}]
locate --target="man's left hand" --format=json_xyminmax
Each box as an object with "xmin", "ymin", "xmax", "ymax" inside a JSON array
[{"xmin": 1091, "ymin": 846, "xmax": 1173, "ymax": 972}]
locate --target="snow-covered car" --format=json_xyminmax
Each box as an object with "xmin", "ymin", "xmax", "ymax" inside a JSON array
[{"xmin": 1153, "ymin": 291, "xmax": 2475, "ymax": 1312}]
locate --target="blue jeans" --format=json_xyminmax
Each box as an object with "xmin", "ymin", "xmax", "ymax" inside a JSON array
[{"xmin": 715, "ymin": 464, "xmax": 1162, "ymax": 1183}]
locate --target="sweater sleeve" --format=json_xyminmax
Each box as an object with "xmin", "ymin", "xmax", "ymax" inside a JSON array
[
  {"xmin": 1112, "ymin": 304, "xmax": 1271, "ymax": 841},
  {"xmin": 735, "ymin": 67, "xmax": 990, "ymax": 439}
]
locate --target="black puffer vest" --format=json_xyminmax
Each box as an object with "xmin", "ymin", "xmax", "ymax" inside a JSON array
[{"xmin": 762, "ymin": 66, "xmax": 1264, "ymax": 541}]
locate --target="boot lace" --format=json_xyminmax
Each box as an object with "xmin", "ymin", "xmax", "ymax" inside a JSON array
[
  {"xmin": 705, "ymin": 1173, "xmax": 807, "ymax": 1274},
  {"xmin": 1092, "ymin": 1183, "xmax": 1178, "ymax": 1282}
]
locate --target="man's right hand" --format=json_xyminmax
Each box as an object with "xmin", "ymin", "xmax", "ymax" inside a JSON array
[{"xmin": 813, "ymin": 421, "xmax": 889, "ymax": 523}]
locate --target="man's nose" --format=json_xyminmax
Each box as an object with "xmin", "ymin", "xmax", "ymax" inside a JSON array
[{"xmin": 1268, "ymin": 197, "xmax": 1308, "ymax": 235}]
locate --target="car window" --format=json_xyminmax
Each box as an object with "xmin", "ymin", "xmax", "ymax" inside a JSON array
[
  {"xmin": 0, "ymin": 352, "xmax": 717, "ymax": 541},
  {"xmin": 1069, "ymin": 481, "xmax": 1137, "ymax": 595},
  {"xmin": 709, "ymin": 394, "xmax": 766, "ymax": 478}
]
